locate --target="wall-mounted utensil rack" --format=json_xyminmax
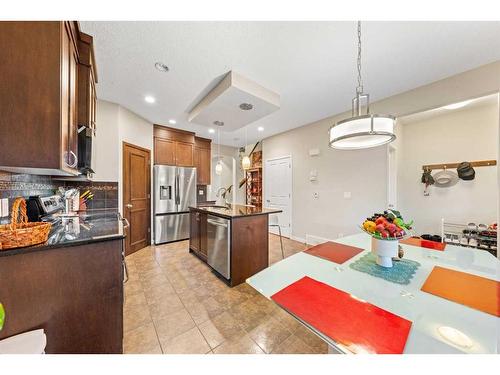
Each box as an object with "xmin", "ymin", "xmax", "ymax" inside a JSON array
[{"xmin": 422, "ymin": 159, "xmax": 497, "ymax": 171}]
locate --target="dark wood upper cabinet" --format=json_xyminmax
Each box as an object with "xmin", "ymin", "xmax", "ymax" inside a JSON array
[
  {"xmin": 194, "ymin": 137, "xmax": 211, "ymax": 185},
  {"xmin": 0, "ymin": 21, "xmax": 95, "ymax": 176},
  {"xmin": 175, "ymin": 141, "xmax": 194, "ymax": 167},
  {"xmin": 77, "ymin": 32, "xmax": 98, "ymax": 132},
  {"xmin": 154, "ymin": 137, "xmax": 176, "ymax": 165},
  {"xmin": 153, "ymin": 126, "xmax": 212, "ymax": 185},
  {"xmin": 153, "ymin": 125, "xmax": 195, "ymax": 167}
]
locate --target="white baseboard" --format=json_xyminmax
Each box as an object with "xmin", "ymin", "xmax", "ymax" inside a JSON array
[
  {"xmin": 305, "ymin": 234, "xmax": 336, "ymax": 246},
  {"xmin": 290, "ymin": 235, "xmax": 306, "ymax": 244}
]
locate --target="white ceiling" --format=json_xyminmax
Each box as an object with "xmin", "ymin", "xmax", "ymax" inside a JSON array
[
  {"xmin": 80, "ymin": 21, "xmax": 500, "ymax": 147},
  {"xmin": 399, "ymin": 93, "xmax": 499, "ymax": 124}
]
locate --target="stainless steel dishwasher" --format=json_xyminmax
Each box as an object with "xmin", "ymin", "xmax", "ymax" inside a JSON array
[{"xmin": 207, "ymin": 214, "xmax": 231, "ymax": 279}]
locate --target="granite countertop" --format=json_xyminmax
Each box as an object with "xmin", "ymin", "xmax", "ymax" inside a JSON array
[
  {"xmin": 190, "ymin": 204, "xmax": 282, "ymax": 219},
  {"xmin": 0, "ymin": 209, "xmax": 125, "ymax": 257}
]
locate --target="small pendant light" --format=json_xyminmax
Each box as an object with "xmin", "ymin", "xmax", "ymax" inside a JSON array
[
  {"xmin": 241, "ymin": 127, "xmax": 251, "ymax": 170},
  {"xmin": 215, "ymin": 121, "xmax": 223, "ymax": 175},
  {"xmin": 329, "ymin": 21, "xmax": 396, "ymax": 150}
]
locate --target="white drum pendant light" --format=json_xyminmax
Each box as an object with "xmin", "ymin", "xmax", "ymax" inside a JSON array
[{"xmin": 329, "ymin": 22, "xmax": 396, "ymax": 150}]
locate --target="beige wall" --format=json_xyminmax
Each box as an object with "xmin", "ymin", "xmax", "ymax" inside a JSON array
[
  {"xmin": 262, "ymin": 61, "xmax": 500, "ymax": 243},
  {"xmin": 93, "ymin": 99, "xmax": 154, "ymax": 212},
  {"xmin": 117, "ymin": 105, "xmax": 154, "ymax": 210},
  {"xmin": 93, "ymin": 100, "xmax": 119, "ymax": 182},
  {"xmin": 398, "ymin": 101, "xmax": 499, "ymax": 235}
]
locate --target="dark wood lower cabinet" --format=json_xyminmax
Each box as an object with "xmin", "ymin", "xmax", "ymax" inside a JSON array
[
  {"xmin": 0, "ymin": 239, "xmax": 124, "ymax": 353},
  {"xmin": 189, "ymin": 209, "xmax": 269, "ymax": 286},
  {"xmin": 230, "ymin": 214, "xmax": 269, "ymax": 286},
  {"xmin": 190, "ymin": 211, "xmax": 207, "ymax": 259}
]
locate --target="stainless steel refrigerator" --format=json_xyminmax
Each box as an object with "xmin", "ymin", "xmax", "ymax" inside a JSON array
[{"xmin": 154, "ymin": 165, "xmax": 197, "ymax": 244}]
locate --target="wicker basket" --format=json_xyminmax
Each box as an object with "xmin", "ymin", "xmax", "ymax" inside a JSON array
[{"xmin": 0, "ymin": 197, "xmax": 52, "ymax": 250}]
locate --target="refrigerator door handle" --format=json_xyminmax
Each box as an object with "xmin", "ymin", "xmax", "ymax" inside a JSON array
[{"xmin": 175, "ymin": 173, "xmax": 180, "ymax": 206}]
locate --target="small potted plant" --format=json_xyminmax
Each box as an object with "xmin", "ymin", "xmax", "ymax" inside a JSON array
[{"xmin": 361, "ymin": 209, "xmax": 413, "ymax": 267}]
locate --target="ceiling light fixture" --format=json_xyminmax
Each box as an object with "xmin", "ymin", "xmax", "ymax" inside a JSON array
[
  {"xmin": 215, "ymin": 121, "xmax": 223, "ymax": 176},
  {"xmin": 329, "ymin": 22, "xmax": 396, "ymax": 150},
  {"xmin": 241, "ymin": 127, "xmax": 251, "ymax": 170},
  {"xmin": 257, "ymin": 126, "xmax": 264, "ymax": 132},
  {"xmin": 208, "ymin": 128, "xmax": 215, "ymax": 134},
  {"xmin": 239, "ymin": 103, "xmax": 253, "ymax": 111},
  {"xmin": 154, "ymin": 62, "xmax": 169, "ymax": 72},
  {"xmin": 144, "ymin": 95, "xmax": 156, "ymax": 104},
  {"xmin": 442, "ymin": 100, "xmax": 474, "ymax": 110},
  {"xmin": 168, "ymin": 119, "xmax": 176, "ymax": 125}
]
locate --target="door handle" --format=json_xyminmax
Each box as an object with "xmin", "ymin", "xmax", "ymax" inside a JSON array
[{"xmin": 126, "ymin": 204, "xmax": 133, "ymax": 208}]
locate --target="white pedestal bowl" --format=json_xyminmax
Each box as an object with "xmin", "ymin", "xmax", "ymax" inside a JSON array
[{"xmin": 371, "ymin": 237, "xmax": 398, "ymax": 268}]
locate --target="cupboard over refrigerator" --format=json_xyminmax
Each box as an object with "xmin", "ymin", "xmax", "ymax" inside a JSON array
[{"xmin": 154, "ymin": 165, "xmax": 197, "ymax": 244}]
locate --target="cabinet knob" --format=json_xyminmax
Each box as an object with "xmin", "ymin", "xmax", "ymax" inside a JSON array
[{"xmin": 126, "ymin": 204, "xmax": 133, "ymax": 209}]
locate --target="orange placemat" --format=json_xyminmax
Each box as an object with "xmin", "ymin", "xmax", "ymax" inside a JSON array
[
  {"xmin": 400, "ymin": 237, "xmax": 446, "ymax": 251},
  {"xmin": 304, "ymin": 241, "xmax": 364, "ymax": 264},
  {"xmin": 421, "ymin": 266, "xmax": 500, "ymax": 317}
]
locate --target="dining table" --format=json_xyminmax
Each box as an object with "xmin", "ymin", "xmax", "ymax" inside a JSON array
[{"xmin": 246, "ymin": 233, "xmax": 500, "ymax": 354}]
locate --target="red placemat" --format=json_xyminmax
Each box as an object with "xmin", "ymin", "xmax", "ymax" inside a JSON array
[
  {"xmin": 400, "ymin": 237, "xmax": 446, "ymax": 251},
  {"xmin": 304, "ymin": 241, "xmax": 364, "ymax": 264},
  {"xmin": 421, "ymin": 266, "xmax": 500, "ymax": 317},
  {"xmin": 271, "ymin": 276, "xmax": 412, "ymax": 354}
]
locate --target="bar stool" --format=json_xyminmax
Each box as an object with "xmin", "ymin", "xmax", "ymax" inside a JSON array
[{"xmin": 269, "ymin": 214, "xmax": 285, "ymax": 259}]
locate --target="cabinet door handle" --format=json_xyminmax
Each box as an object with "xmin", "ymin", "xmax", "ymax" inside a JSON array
[
  {"xmin": 126, "ymin": 204, "xmax": 133, "ymax": 209},
  {"xmin": 65, "ymin": 150, "xmax": 78, "ymax": 168}
]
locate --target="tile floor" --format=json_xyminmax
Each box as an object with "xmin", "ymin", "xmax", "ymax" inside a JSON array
[{"xmin": 123, "ymin": 234, "xmax": 328, "ymax": 354}]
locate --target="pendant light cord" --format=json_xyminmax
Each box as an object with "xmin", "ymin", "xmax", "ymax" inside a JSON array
[{"xmin": 356, "ymin": 21, "xmax": 363, "ymax": 95}]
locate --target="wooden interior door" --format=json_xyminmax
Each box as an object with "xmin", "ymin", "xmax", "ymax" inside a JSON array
[{"xmin": 123, "ymin": 142, "xmax": 151, "ymax": 255}]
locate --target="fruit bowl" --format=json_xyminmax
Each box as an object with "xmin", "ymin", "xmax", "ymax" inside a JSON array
[{"xmin": 361, "ymin": 209, "xmax": 414, "ymax": 268}]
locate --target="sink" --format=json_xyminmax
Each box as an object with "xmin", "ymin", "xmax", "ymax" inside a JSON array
[{"xmin": 198, "ymin": 204, "xmax": 230, "ymax": 210}]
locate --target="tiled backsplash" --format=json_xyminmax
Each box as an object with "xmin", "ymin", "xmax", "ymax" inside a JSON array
[
  {"xmin": 0, "ymin": 171, "xmax": 56, "ymax": 199},
  {"xmin": 64, "ymin": 181, "xmax": 118, "ymax": 210},
  {"xmin": 0, "ymin": 171, "xmax": 118, "ymax": 221}
]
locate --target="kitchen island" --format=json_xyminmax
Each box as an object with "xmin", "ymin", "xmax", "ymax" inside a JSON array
[
  {"xmin": 189, "ymin": 204, "xmax": 282, "ymax": 286},
  {"xmin": 0, "ymin": 210, "xmax": 126, "ymax": 353},
  {"xmin": 247, "ymin": 233, "xmax": 500, "ymax": 354}
]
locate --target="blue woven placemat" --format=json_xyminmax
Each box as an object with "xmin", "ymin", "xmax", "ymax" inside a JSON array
[{"xmin": 349, "ymin": 252, "xmax": 420, "ymax": 285}]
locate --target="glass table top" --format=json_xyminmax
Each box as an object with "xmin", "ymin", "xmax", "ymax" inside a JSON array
[{"xmin": 247, "ymin": 233, "xmax": 500, "ymax": 354}]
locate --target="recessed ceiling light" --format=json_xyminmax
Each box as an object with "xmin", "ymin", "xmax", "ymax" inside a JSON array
[
  {"xmin": 168, "ymin": 119, "xmax": 176, "ymax": 125},
  {"xmin": 154, "ymin": 62, "xmax": 169, "ymax": 72},
  {"xmin": 257, "ymin": 126, "xmax": 264, "ymax": 132},
  {"xmin": 208, "ymin": 128, "xmax": 215, "ymax": 134},
  {"xmin": 442, "ymin": 100, "xmax": 474, "ymax": 110},
  {"xmin": 144, "ymin": 95, "xmax": 156, "ymax": 104},
  {"xmin": 239, "ymin": 103, "xmax": 253, "ymax": 111}
]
